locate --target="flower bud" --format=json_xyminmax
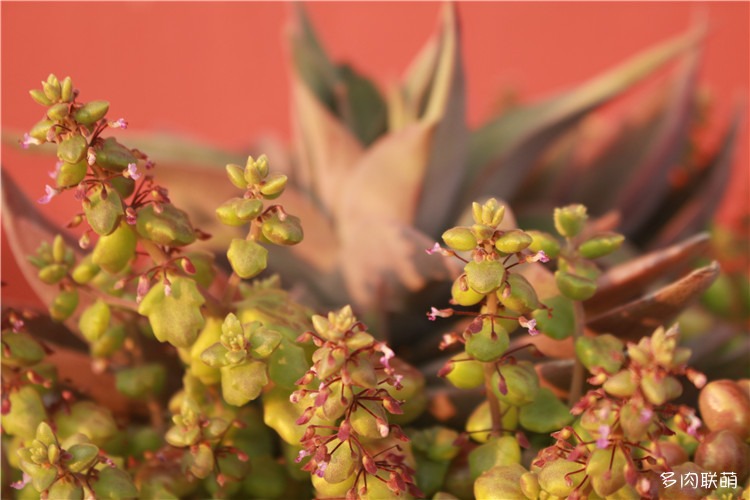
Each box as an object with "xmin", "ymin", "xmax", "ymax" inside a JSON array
[
  {"xmin": 46, "ymin": 103, "xmax": 69, "ymax": 121},
  {"xmin": 56, "ymin": 160, "xmax": 87, "ymax": 188},
  {"xmin": 92, "ymin": 223, "xmax": 136, "ymax": 274},
  {"xmin": 57, "ymin": 135, "xmax": 87, "ymax": 164},
  {"xmin": 578, "ymin": 232, "xmax": 625, "ymax": 259},
  {"xmin": 442, "ymin": 227, "xmax": 477, "ymax": 251},
  {"xmin": 554, "ymin": 204, "xmax": 588, "ymax": 238},
  {"xmin": 74, "ymin": 100, "xmax": 110, "ymax": 125},
  {"xmin": 79, "ymin": 300, "xmax": 111, "ymax": 342},
  {"xmin": 260, "ymin": 174, "xmax": 288, "ymax": 199},
  {"xmin": 227, "ymin": 239, "xmax": 268, "ymax": 279},
  {"xmin": 261, "ymin": 213, "xmax": 303, "ymax": 246},
  {"xmin": 555, "ymin": 270, "xmax": 597, "ymax": 301},
  {"xmin": 495, "ymin": 229, "xmax": 532, "ymax": 254},
  {"xmin": 465, "ymin": 260, "xmax": 505, "ymax": 294}
]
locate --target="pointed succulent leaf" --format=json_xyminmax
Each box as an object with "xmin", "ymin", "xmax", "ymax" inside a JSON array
[
  {"xmin": 588, "ymin": 262, "xmax": 720, "ymax": 340},
  {"xmin": 74, "ymin": 100, "xmax": 109, "ymax": 125},
  {"xmin": 495, "ymin": 229, "xmax": 532, "ymax": 254},
  {"xmin": 200, "ymin": 342, "xmax": 231, "ymax": 368},
  {"xmin": 465, "ymin": 25, "xmax": 703, "ymax": 204}
]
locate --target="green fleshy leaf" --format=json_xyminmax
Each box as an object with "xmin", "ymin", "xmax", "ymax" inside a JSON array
[
  {"xmin": 518, "ymin": 387, "xmax": 573, "ymax": 433},
  {"xmin": 137, "ymin": 277, "xmax": 205, "ymax": 348}
]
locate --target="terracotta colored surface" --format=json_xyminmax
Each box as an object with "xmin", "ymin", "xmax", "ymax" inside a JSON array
[{"xmin": 2, "ymin": 2, "xmax": 748, "ymax": 308}]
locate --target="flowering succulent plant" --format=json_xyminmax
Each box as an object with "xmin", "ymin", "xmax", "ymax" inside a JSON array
[{"xmin": 2, "ymin": 6, "xmax": 748, "ymax": 500}]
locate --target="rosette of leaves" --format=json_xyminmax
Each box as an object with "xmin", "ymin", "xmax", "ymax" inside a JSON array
[
  {"xmin": 199, "ymin": 313, "xmax": 281, "ymax": 406},
  {"xmin": 478, "ymin": 325, "xmax": 716, "ymax": 499},
  {"xmin": 289, "ymin": 306, "xmax": 422, "ymax": 499},
  {"xmin": 14, "ymin": 421, "xmax": 137, "ymax": 499}
]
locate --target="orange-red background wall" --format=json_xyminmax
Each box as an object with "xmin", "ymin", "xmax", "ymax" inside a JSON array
[{"xmin": 2, "ymin": 2, "xmax": 748, "ymax": 306}]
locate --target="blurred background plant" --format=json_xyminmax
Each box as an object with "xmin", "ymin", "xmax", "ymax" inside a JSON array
[{"xmin": 2, "ymin": 3, "xmax": 748, "ymax": 499}]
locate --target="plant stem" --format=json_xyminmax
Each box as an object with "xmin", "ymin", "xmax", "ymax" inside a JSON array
[
  {"xmin": 569, "ymin": 300, "xmax": 586, "ymax": 407},
  {"xmin": 483, "ymin": 292, "xmax": 504, "ymax": 437},
  {"xmin": 140, "ymin": 240, "xmax": 169, "ymax": 266}
]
